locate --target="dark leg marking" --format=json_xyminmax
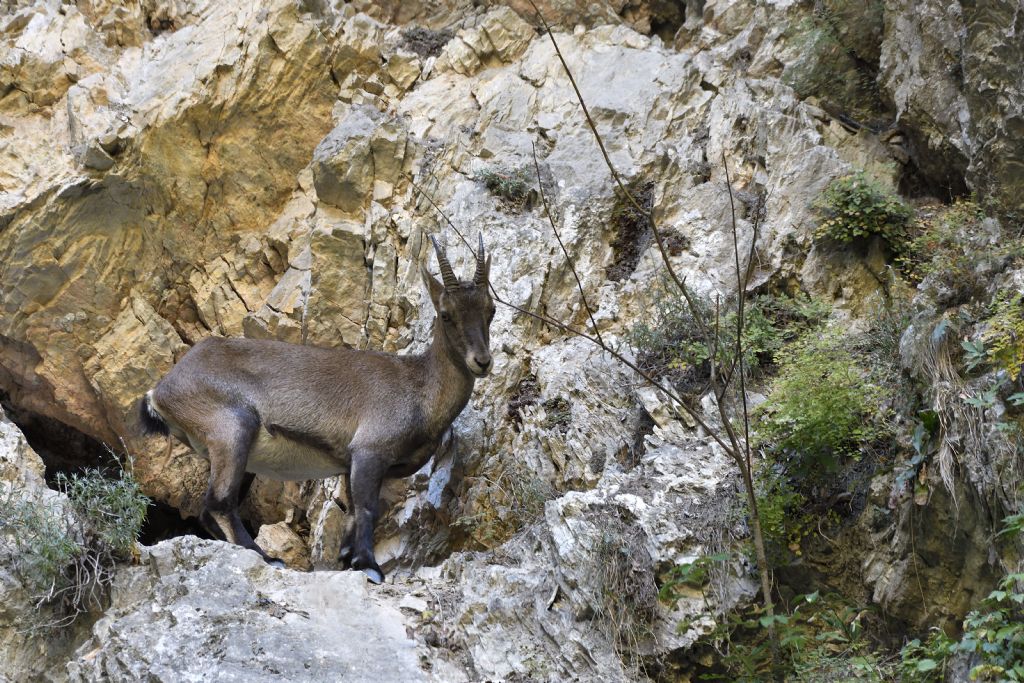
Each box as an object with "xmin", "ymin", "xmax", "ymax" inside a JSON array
[{"xmin": 337, "ymin": 473, "xmax": 355, "ymax": 567}]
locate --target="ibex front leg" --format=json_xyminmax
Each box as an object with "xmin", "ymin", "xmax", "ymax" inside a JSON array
[{"xmin": 347, "ymin": 451, "xmax": 387, "ymax": 584}]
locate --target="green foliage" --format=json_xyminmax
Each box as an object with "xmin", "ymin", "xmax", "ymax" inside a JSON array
[
  {"xmin": 894, "ymin": 412, "xmax": 939, "ymax": 495},
  {"xmin": 57, "ymin": 468, "xmax": 149, "ymax": 557},
  {"xmin": 898, "ymin": 200, "xmax": 1024, "ymax": 305},
  {"xmin": 898, "ymin": 630, "xmax": 954, "ymax": 682},
  {"xmin": 898, "ymin": 513, "xmax": 1024, "ymax": 681},
  {"xmin": 898, "ymin": 201, "xmax": 985, "ymax": 285},
  {"xmin": 754, "ymin": 468, "xmax": 819, "ymax": 564},
  {"xmin": 659, "ymin": 552, "xmax": 731, "ymax": 605},
  {"xmin": 674, "ymin": 588, "xmax": 892, "ymax": 681},
  {"xmin": 475, "ymin": 166, "xmax": 531, "ymax": 209},
  {"xmin": 629, "ymin": 286, "xmax": 830, "ymax": 396},
  {"xmin": 814, "ymin": 171, "xmax": 914, "ymax": 251},
  {"xmin": 981, "ymin": 291, "xmax": 1024, "ymax": 381},
  {"xmin": 0, "ymin": 467, "xmax": 149, "ymax": 629},
  {"xmin": 956, "ymin": 572, "xmax": 1024, "ymax": 681},
  {"xmin": 755, "ymin": 331, "xmax": 885, "ymax": 476}
]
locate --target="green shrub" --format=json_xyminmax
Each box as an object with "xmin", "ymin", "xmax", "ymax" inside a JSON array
[
  {"xmin": 814, "ymin": 171, "xmax": 914, "ymax": 251},
  {"xmin": 629, "ymin": 286, "xmax": 830, "ymax": 396},
  {"xmin": 898, "ymin": 512, "xmax": 1024, "ymax": 681},
  {"xmin": 755, "ymin": 330, "xmax": 885, "ymax": 476},
  {"xmin": 0, "ymin": 467, "xmax": 149, "ymax": 629},
  {"xmin": 475, "ymin": 166, "xmax": 531, "ymax": 209},
  {"xmin": 898, "ymin": 630, "xmax": 954, "ymax": 682},
  {"xmin": 897, "ymin": 200, "xmax": 1024, "ymax": 306},
  {"xmin": 664, "ymin": 585, "xmax": 891, "ymax": 682},
  {"xmin": 955, "ymin": 573, "xmax": 1024, "ymax": 681},
  {"xmin": 755, "ymin": 468, "xmax": 815, "ymax": 564},
  {"xmin": 981, "ymin": 291, "xmax": 1024, "ymax": 381}
]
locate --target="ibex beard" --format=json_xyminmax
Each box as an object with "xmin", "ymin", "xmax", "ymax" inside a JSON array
[{"xmin": 138, "ymin": 235, "xmax": 494, "ymax": 584}]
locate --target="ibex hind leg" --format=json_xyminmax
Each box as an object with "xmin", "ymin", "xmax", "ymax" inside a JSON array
[{"xmin": 202, "ymin": 407, "xmax": 285, "ymax": 569}]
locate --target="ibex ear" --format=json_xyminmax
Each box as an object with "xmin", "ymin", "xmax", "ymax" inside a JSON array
[
  {"xmin": 482, "ymin": 254, "xmax": 491, "ymax": 284},
  {"xmin": 420, "ymin": 262, "xmax": 443, "ymax": 310}
]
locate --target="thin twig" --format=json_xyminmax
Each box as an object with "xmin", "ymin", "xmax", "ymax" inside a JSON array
[
  {"xmin": 723, "ymin": 157, "xmax": 753, "ymax": 469},
  {"xmin": 409, "ymin": 180, "xmax": 735, "ymax": 455},
  {"xmin": 524, "ymin": 0, "xmax": 708, "ymax": 342}
]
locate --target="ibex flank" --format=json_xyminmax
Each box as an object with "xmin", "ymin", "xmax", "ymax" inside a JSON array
[{"xmin": 138, "ymin": 235, "xmax": 495, "ymax": 584}]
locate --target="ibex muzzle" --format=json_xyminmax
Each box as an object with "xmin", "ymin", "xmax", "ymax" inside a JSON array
[{"xmin": 139, "ymin": 235, "xmax": 495, "ymax": 584}]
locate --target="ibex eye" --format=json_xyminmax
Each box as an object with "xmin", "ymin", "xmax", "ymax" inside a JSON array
[{"xmin": 441, "ymin": 312, "xmax": 452, "ymax": 322}]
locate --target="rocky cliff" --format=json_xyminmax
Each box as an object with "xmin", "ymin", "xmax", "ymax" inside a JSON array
[{"xmin": 1, "ymin": 0, "xmax": 1021, "ymax": 680}]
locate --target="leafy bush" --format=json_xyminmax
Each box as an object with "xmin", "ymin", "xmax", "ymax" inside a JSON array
[
  {"xmin": 629, "ymin": 286, "xmax": 830, "ymax": 396},
  {"xmin": 662, "ymin": 581, "xmax": 892, "ymax": 682},
  {"xmin": 755, "ymin": 331, "xmax": 885, "ymax": 476},
  {"xmin": 898, "ymin": 630, "xmax": 954, "ymax": 682},
  {"xmin": 814, "ymin": 171, "xmax": 914, "ymax": 251},
  {"xmin": 981, "ymin": 291, "xmax": 1024, "ymax": 381},
  {"xmin": 0, "ymin": 467, "xmax": 149, "ymax": 629},
  {"xmin": 955, "ymin": 572, "xmax": 1024, "ymax": 681},
  {"xmin": 475, "ymin": 166, "xmax": 531, "ymax": 209},
  {"xmin": 755, "ymin": 467, "xmax": 815, "ymax": 564}
]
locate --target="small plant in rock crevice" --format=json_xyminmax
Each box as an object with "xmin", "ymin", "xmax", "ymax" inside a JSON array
[
  {"xmin": 980, "ymin": 291, "xmax": 1024, "ymax": 382},
  {"xmin": 607, "ymin": 178, "xmax": 656, "ymax": 282},
  {"xmin": 0, "ymin": 465, "xmax": 149, "ymax": 630},
  {"xmin": 814, "ymin": 171, "xmax": 914, "ymax": 253},
  {"xmin": 587, "ymin": 516, "xmax": 658, "ymax": 668},
  {"xmin": 897, "ymin": 200, "xmax": 1024, "ymax": 305},
  {"xmin": 451, "ymin": 459, "xmax": 556, "ymax": 550},
  {"xmin": 475, "ymin": 166, "xmax": 532, "ymax": 210}
]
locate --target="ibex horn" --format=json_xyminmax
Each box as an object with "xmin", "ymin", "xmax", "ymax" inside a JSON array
[
  {"xmin": 430, "ymin": 235, "xmax": 460, "ymax": 290},
  {"xmin": 474, "ymin": 233, "xmax": 487, "ymax": 286}
]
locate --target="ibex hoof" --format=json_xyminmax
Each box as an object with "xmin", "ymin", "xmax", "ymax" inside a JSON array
[
  {"xmin": 359, "ymin": 566, "xmax": 385, "ymax": 585},
  {"xmin": 264, "ymin": 556, "xmax": 287, "ymax": 570},
  {"xmin": 338, "ymin": 544, "xmax": 353, "ymax": 567}
]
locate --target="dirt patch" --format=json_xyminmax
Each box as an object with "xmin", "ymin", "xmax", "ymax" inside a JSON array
[
  {"xmin": 401, "ymin": 26, "xmax": 455, "ymax": 58},
  {"xmin": 607, "ymin": 179, "xmax": 655, "ymax": 282}
]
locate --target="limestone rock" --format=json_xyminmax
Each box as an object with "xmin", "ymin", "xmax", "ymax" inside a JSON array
[
  {"xmin": 66, "ymin": 537, "xmax": 426, "ymax": 683},
  {"xmin": 0, "ymin": 409, "xmax": 81, "ymax": 682},
  {"xmin": 256, "ymin": 522, "xmax": 313, "ymax": 572},
  {"xmin": 434, "ymin": 7, "xmax": 536, "ymax": 76}
]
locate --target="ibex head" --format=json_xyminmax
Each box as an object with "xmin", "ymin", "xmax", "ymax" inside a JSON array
[{"xmin": 421, "ymin": 234, "xmax": 495, "ymax": 378}]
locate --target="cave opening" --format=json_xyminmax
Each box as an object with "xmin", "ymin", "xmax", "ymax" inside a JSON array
[
  {"xmin": 896, "ymin": 128, "xmax": 970, "ymax": 204},
  {"xmin": 0, "ymin": 392, "xmax": 208, "ymax": 546}
]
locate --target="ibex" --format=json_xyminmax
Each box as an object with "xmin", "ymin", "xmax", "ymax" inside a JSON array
[{"xmin": 138, "ymin": 235, "xmax": 494, "ymax": 584}]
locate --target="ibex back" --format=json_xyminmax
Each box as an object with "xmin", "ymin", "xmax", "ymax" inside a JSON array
[{"xmin": 138, "ymin": 236, "xmax": 494, "ymax": 583}]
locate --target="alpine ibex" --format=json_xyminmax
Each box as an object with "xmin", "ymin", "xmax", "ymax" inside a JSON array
[{"xmin": 138, "ymin": 235, "xmax": 494, "ymax": 584}]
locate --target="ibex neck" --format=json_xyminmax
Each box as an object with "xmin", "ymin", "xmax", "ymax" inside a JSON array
[{"xmin": 422, "ymin": 323, "xmax": 476, "ymax": 435}]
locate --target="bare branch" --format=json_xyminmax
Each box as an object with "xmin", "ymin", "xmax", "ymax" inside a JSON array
[
  {"xmin": 531, "ymin": 141, "xmax": 606, "ymax": 347},
  {"xmin": 524, "ymin": 0, "xmax": 707, "ymax": 341}
]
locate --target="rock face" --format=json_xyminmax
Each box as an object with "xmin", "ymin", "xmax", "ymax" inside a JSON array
[
  {"xmin": 0, "ymin": 408, "xmax": 85, "ymax": 682},
  {"xmin": 1, "ymin": 0, "xmax": 1021, "ymax": 678},
  {"xmin": 66, "ymin": 537, "xmax": 424, "ymax": 683}
]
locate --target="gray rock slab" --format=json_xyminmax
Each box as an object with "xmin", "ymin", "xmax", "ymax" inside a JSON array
[{"xmin": 67, "ymin": 537, "xmax": 425, "ymax": 683}]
